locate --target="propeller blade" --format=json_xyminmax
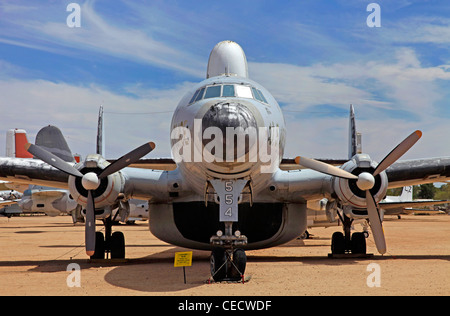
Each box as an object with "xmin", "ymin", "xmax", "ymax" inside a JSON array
[
  {"xmin": 373, "ymin": 130, "xmax": 422, "ymax": 176},
  {"xmin": 85, "ymin": 190, "xmax": 96, "ymax": 257},
  {"xmin": 25, "ymin": 143, "xmax": 83, "ymax": 178},
  {"xmin": 98, "ymin": 142, "xmax": 155, "ymax": 179},
  {"xmin": 366, "ymin": 190, "xmax": 386, "ymax": 254},
  {"xmin": 295, "ymin": 156, "xmax": 358, "ymax": 180}
]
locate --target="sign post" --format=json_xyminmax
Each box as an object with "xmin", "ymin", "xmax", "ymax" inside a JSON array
[{"xmin": 174, "ymin": 251, "xmax": 193, "ymax": 284}]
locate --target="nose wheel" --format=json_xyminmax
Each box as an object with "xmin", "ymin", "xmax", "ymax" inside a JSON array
[{"xmin": 210, "ymin": 248, "xmax": 247, "ymax": 282}]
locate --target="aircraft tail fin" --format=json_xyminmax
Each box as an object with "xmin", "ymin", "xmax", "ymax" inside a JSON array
[
  {"xmin": 96, "ymin": 105, "xmax": 105, "ymax": 156},
  {"xmin": 399, "ymin": 186, "xmax": 413, "ymax": 201},
  {"xmin": 348, "ymin": 105, "xmax": 362, "ymax": 159},
  {"xmin": 35, "ymin": 125, "xmax": 75, "ymax": 162},
  {"xmin": 6, "ymin": 129, "xmax": 33, "ymax": 158},
  {"xmin": 207, "ymin": 41, "xmax": 248, "ymax": 79}
]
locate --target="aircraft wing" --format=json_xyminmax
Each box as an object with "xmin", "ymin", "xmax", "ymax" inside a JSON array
[
  {"xmin": 0, "ymin": 157, "xmax": 69, "ymax": 190},
  {"xmin": 279, "ymin": 158, "xmax": 347, "ymax": 171},
  {"xmin": 385, "ymin": 157, "xmax": 450, "ymax": 188},
  {"xmin": 126, "ymin": 157, "xmax": 347, "ymax": 171},
  {"xmin": 0, "ymin": 199, "xmax": 20, "ymax": 207},
  {"xmin": 380, "ymin": 199, "xmax": 448, "ymax": 210},
  {"xmin": 0, "ymin": 181, "xmax": 12, "ymax": 191},
  {"xmin": 274, "ymin": 156, "xmax": 450, "ymax": 206},
  {"xmin": 31, "ymin": 190, "xmax": 67, "ymax": 198},
  {"xmin": 124, "ymin": 158, "xmax": 176, "ymax": 171},
  {"xmin": 0, "ymin": 157, "xmax": 173, "ymax": 202}
]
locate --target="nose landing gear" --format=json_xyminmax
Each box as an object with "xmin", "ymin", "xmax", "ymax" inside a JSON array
[
  {"xmin": 210, "ymin": 247, "xmax": 247, "ymax": 282},
  {"xmin": 208, "ymin": 179, "xmax": 249, "ymax": 282},
  {"xmin": 210, "ymin": 221, "xmax": 248, "ymax": 282}
]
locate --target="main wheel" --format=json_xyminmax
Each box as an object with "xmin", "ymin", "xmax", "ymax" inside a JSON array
[
  {"xmin": 110, "ymin": 231, "xmax": 125, "ymax": 259},
  {"xmin": 351, "ymin": 232, "xmax": 366, "ymax": 254},
  {"xmin": 91, "ymin": 231, "xmax": 105, "ymax": 259},
  {"xmin": 331, "ymin": 232, "xmax": 345, "ymax": 254}
]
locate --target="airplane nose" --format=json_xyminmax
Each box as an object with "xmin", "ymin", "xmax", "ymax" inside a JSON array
[{"xmin": 201, "ymin": 101, "xmax": 258, "ymax": 162}]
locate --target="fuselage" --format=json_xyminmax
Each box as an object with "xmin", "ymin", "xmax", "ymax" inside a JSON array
[{"xmin": 148, "ymin": 41, "xmax": 307, "ymax": 251}]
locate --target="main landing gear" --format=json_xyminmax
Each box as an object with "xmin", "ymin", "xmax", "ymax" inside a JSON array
[
  {"xmin": 330, "ymin": 213, "xmax": 368, "ymax": 256},
  {"xmin": 90, "ymin": 217, "xmax": 126, "ymax": 260}
]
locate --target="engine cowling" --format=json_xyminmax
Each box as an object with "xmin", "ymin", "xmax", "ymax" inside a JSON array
[
  {"xmin": 68, "ymin": 154, "xmax": 123, "ymax": 214},
  {"xmin": 333, "ymin": 154, "xmax": 388, "ymax": 211}
]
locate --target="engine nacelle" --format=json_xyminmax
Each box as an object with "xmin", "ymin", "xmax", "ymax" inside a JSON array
[
  {"xmin": 333, "ymin": 154, "xmax": 388, "ymax": 211},
  {"xmin": 68, "ymin": 154, "xmax": 123, "ymax": 212}
]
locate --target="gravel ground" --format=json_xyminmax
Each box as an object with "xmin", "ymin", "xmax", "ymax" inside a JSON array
[{"xmin": 0, "ymin": 214, "xmax": 449, "ymax": 296}]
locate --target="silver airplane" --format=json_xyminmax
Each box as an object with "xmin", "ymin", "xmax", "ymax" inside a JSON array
[
  {"xmin": 1, "ymin": 41, "xmax": 450, "ymax": 281},
  {"xmin": 0, "ymin": 126, "xmax": 82, "ymax": 219}
]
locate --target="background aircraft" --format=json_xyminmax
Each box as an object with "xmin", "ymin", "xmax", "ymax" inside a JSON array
[
  {"xmin": 1, "ymin": 112, "xmax": 149, "ymax": 225},
  {"xmin": 0, "ymin": 126, "xmax": 80, "ymax": 219},
  {"xmin": 2, "ymin": 41, "xmax": 450, "ymax": 281},
  {"xmin": 381, "ymin": 186, "xmax": 447, "ymax": 217}
]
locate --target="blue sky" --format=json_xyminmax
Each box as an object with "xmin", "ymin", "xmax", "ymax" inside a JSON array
[{"xmin": 0, "ymin": 0, "xmax": 449, "ymax": 162}]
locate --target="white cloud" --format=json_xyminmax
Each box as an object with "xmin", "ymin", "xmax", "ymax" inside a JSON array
[
  {"xmin": 1, "ymin": 1, "xmax": 450, "ymax": 165},
  {"xmin": 251, "ymin": 47, "xmax": 450, "ymax": 113},
  {"xmin": 0, "ymin": 1, "xmax": 205, "ymax": 78},
  {"xmin": 1, "ymin": 42, "xmax": 449, "ymax": 164},
  {"xmin": 249, "ymin": 47, "xmax": 450, "ymax": 161},
  {"xmin": 391, "ymin": 17, "xmax": 450, "ymax": 45},
  {"xmin": 0, "ymin": 79, "xmax": 194, "ymax": 159}
]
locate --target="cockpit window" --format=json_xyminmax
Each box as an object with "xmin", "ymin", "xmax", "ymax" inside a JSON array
[
  {"xmin": 188, "ymin": 84, "xmax": 268, "ymax": 105},
  {"xmin": 194, "ymin": 87, "xmax": 205, "ymax": 102},
  {"xmin": 189, "ymin": 89, "xmax": 201, "ymax": 104},
  {"xmin": 222, "ymin": 85, "xmax": 235, "ymax": 97},
  {"xmin": 235, "ymin": 85, "xmax": 253, "ymax": 98},
  {"xmin": 204, "ymin": 85, "xmax": 221, "ymax": 99},
  {"xmin": 252, "ymin": 87, "xmax": 262, "ymax": 102},
  {"xmin": 252, "ymin": 87, "xmax": 268, "ymax": 103},
  {"xmin": 258, "ymin": 90, "xmax": 268, "ymax": 103}
]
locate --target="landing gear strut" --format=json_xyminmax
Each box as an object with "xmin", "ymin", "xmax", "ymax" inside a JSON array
[{"xmin": 208, "ymin": 179, "xmax": 249, "ymax": 281}]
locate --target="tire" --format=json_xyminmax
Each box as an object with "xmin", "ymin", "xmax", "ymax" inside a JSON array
[
  {"xmin": 210, "ymin": 248, "xmax": 227, "ymax": 281},
  {"xmin": 331, "ymin": 232, "xmax": 345, "ymax": 254},
  {"xmin": 229, "ymin": 248, "xmax": 247, "ymax": 281},
  {"xmin": 91, "ymin": 232, "xmax": 105, "ymax": 259},
  {"xmin": 351, "ymin": 232, "xmax": 366, "ymax": 254},
  {"xmin": 110, "ymin": 231, "xmax": 125, "ymax": 259}
]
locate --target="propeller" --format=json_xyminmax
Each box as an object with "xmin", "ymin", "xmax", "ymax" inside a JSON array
[
  {"xmin": 295, "ymin": 130, "xmax": 422, "ymax": 254},
  {"xmin": 26, "ymin": 142, "xmax": 155, "ymax": 256}
]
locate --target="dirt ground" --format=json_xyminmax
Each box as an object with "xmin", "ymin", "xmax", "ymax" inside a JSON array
[{"xmin": 0, "ymin": 214, "xmax": 449, "ymax": 296}]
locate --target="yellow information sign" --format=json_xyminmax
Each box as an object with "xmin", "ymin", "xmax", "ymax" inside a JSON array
[{"xmin": 174, "ymin": 251, "xmax": 193, "ymax": 267}]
